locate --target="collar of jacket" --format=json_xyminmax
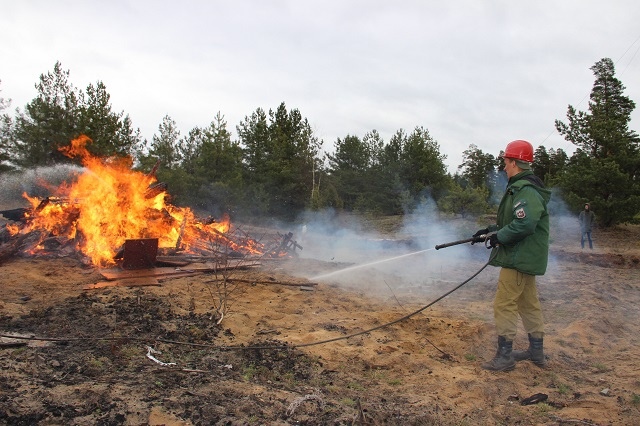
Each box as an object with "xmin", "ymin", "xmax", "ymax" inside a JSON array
[{"xmin": 508, "ymin": 170, "xmax": 534, "ymax": 186}]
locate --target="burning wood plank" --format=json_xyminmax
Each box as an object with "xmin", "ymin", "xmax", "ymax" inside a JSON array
[
  {"xmin": 0, "ymin": 208, "xmax": 29, "ymax": 222},
  {"xmin": 0, "ymin": 229, "xmax": 46, "ymax": 265},
  {"xmin": 144, "ymin": 181, "xmax": 168, "ymax": 199},
  {"xmin": 263, "ymin": 232, "xmax": 303, "ymax": 258}
]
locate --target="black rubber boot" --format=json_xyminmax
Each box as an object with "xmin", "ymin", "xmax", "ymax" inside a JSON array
[
  {"xmin": 481, "ymin": 336, "xmax": 515, "ymax": 371},
  {"xmin": 513, "ymin": 334, "xmax": 546, "ymax": 367}
]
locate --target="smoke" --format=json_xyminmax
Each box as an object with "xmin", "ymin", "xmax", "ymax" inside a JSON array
[
  {"xmin": 0, "ymin": 165, "xmax": 84, "ymax": 209},
  {"xmin": 488, "ymin": 170, "xmax": 508, "ymax": 206},
  {"xmin": 282, "ymin": 186, "xmax": 586, "ymax": 303},
  {"xmin": 547, "ymin": 187, "xmax": 582, "ymax": 267},
  {"xmin": 0, "ymin": 165, "xmax": 586, "ymax": 304},
  {"xmin": 287, "ymin": 200, "xmax": 492, "ymax": 299}
]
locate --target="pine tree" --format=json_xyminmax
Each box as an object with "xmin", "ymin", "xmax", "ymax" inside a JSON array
[
  {"xmin": 458, "ymin": 144, "xmax": 499, "ymax": 189},
  {"xmin": 143, "ymin": 115, "xmax": 182, "ymax": 169},
  {"xmin": 14, "ymin": 62, "xmax": 81, "ymax": 167},
  {"xmin": 12, "ymin": 62, "xmax": 142, "ymax": 168},
  {"xmin": 237, "ymin": 102, "xmax": 321, "ymax": 219},
  {"xmin": 78, "ymin": 81, "xmax": 142, "ymax": 158},
  {"xmin": 0, "ymin": 81, "xmax": 14, "ymax": 172},
  {"xmin": 555, "ymin": 58, "xmax": 640, "ymax": 226}
]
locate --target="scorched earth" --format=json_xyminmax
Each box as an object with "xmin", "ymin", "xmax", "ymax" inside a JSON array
[{"xmin": 0, "ymin": 214, "xmax": 639, "ymax": 425}]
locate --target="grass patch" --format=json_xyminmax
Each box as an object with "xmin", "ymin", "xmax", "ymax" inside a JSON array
[
  {"xmin": 536, "ymin": 402, "xmax": 554, "ymax": 414},
  {"xmin": 347, "ymin": 382, "xmax": 365, "ymax": 391},
  {"xmin": 340, "ymin": 398, "xmax": 356, "ymax": 407},
  {"xmin": 557, "ymin": 383, "xmax": 571, "ymax": 395},
  {"xmin": 242, "ymin": 363, "xmax": 257, "ymax": 381},
  {"xmin": 593, "ymin": 362, "xmax": 609, "ymax": 373}
]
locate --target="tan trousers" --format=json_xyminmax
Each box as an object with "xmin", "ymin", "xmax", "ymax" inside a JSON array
[{"xmin": 494, "ymin": 268, "xmax": 544, "ymax": 341}]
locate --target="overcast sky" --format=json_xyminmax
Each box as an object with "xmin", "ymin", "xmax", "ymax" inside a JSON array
[{"xmin": 1, "ymin": 1, "xmax": 639, "ymax": 172}]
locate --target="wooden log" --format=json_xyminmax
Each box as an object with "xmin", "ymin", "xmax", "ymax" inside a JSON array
[
  {"xmin": 154, "ymin": 257, "xmax": 191, "ymax": 267},
  {"xmin": 0, "ymin": 232, "xmax": 32, "ymax": 265},
  {"xmin": 0, "ymin": 225, "xmax": 14, "ymax": 244},
  {"xmin": 0, "ymin": 333, "xmax": 32, "ymax": 348},
  {"xmin": 83, "ymin": 278, "xmax": 161, "ymax": 290},
  {"xmin": 262, "ymin": 231, "xmax": 301, "ymax": 258},
  {"xmin": 0, "ymin": 208, "xmax": 29, "ymax": 222},
  {"xmin": 144, "ymin": 181, "xmax": 168, "ymax": 199},
  {"xmin": 205, "ymin": 277, "xmax": 318, "ymax": 287},
  {"xmin": 99, "ymin": 267, "xmax": 192, "ymax": 281},
  {"xmin": 156, "ymin": 254, "xmax": 268, "ymax": 264},
  {"xmin": 147, "ymin": 159, "xmax": 161, "ymax": 178},
  {"xmin": 174, "ymin": 216, "xmax": 187, "ymax": 250},
  {"xmin": 156, "ymin": 272, "xmax": 200, "ymax": 282},
  {"xmin": 156, "ymin": 255, "xmax": 215, "ymax": 264},
  {"xmin": 299, "ymin": 286, "xmax": 316, "ymax": 291},
  {"xmin": 99, "ymin": 261, "xmax": 261, "ymax": 281}
]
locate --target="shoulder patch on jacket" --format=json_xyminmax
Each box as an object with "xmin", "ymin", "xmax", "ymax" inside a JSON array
[{"xmin": 515, "ymin": 208, "xmax": 526, "ymax": 219}]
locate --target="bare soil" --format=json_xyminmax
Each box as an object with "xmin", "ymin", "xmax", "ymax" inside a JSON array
[{"xmin": 1, "ymin": 218, "xmax": 639, "ymax": 425}]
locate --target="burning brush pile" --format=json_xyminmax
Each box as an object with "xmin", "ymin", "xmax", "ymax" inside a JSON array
[{"xmin": 0, "ymin": 136, "xmax": 300, "ymax": 269}]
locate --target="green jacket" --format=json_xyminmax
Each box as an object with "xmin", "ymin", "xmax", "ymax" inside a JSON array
[
  {"xmin": 578, "ymin": 209, "xmax": 596, "ymax": 232},
  {"xmin": 488, "ymin": 170, "xmax": 551, "ymax": 276}
]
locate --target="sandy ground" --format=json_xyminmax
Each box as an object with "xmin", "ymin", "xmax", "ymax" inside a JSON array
[{"xmin": 1, "ymin": 216, "xmax": 639, "ymax": 425}]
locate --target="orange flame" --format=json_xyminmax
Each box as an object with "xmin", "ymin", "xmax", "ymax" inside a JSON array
[
  {"xmin": 6, "ymin": 223, "xmax": 20, "ymax": 236},
  {"xmin": 20, "ymin": 135, "xmax": 263, "ymax": 266}
]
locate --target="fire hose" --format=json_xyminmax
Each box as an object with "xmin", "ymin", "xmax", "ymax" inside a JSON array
[
  {"xmin": 435, "ymin": 233, "xmax": 495, "ymax": 250},
  {"xmin": 0, "ymin": 234, "xmax": 498, "ymax": 351},
  {"xmin": 291, "ymin": 234, "xmax": 497, "ymax": 348}
]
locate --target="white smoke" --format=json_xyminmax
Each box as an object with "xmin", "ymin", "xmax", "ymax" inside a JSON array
[
  {"xmin": 547, "ymin": 187, "xmax": 582, "ymax": 265},
  {"xmin": 0, "ymin": 165, "xmax": 84, "ymax": 209},
  {"xmin": 283, "ymin": 186, "xmax": 583, "ymax": 303},
  {"xmin": 286, "ymin": 200, "xmax": 494, "ymax": 300}
]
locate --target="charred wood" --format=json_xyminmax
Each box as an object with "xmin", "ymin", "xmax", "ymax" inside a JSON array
[
  {"xmin": 175, "ymin": 217, "xmax": 187, "ymax": 250},
  {"xmin": 0, "ymin": 232, "xmax": 35, "ymax": 265},
  {"xmin": 147, "ymin": 159, "xmax": 161, "ymax": 179},
  {"xmin": 0, "ymin": 208, "xmax": 30, "ymax": 222},
  {"xmin": 145, "ymin": 182, "xmax": 168, "ymax": 199},
  {"xmin": 35, "ymin": 196, "xmax": 69, "ymax": 212},
  {"xmin": 0, "ymin": 225, "xmax": 13, "ymax": 244}
]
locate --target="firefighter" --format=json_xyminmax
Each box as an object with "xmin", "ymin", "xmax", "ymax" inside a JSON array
[{"xmin": 473, "ymin": 140, "xmax": 551, "ymax": 371}]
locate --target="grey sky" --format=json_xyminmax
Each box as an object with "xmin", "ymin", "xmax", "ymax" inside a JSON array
[{"xmin": 1, "ymin": 1, "xmax": 639, "ymax": 172}]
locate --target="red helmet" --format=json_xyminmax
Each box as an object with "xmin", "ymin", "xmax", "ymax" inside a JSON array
[{"xmin": 503, "ymin": 140, "xmax": 534, "ymax": 163}]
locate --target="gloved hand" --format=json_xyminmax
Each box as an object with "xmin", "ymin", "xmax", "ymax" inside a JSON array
[
  {"xmin": 471, "ymin": 228, "xmax": 490, "ymax": 244},
  {"xmin": 487, "ymin": 233, "xmax": 500, "ymax": 248},
  {"xmin": 473, "ymin": 228, "xmax": 490, "ymax": 238},
  {"xmin": 471, "ymin": 235, "xmax": 486, "ymax": 244}
]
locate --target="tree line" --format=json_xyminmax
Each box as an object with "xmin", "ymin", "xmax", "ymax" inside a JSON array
[{"xmin": 1, "ymin": 58, "xmax": 638, "ymax": 226}]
